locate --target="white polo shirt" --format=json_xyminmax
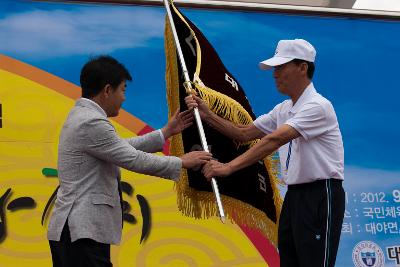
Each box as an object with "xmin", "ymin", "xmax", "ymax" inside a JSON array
[{"xmin": 253, "ymin": 83, "xmax": 344, "ymax": 185}]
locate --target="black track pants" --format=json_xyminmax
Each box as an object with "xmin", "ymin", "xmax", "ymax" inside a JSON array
[{"xmin": 278, "ymin": 179, "xmax": 345, "ymax": 267}]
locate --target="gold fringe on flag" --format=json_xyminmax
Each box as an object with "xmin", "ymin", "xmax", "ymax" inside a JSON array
[{"xmin": 165, "ymin": 11, "xmax": 282, "ymax": 247}]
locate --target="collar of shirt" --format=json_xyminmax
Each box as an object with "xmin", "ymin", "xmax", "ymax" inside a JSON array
[
  {"xmin": 77, "ymin": 98, "xmax": 107, "ymax": 118},
  {"xmin": 289, "ymin": 82, "xmax": 317, "ymax": 114}
]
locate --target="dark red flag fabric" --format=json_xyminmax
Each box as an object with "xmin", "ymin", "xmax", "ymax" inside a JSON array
[{"xmin": 165, "ymin": 2, "xmax": 282, "ymax": 245}]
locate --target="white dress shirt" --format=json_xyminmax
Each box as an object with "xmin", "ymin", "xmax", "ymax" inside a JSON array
[{"xmin": 254, "ymin": 83, "xmax": 344, "ymax": 185}]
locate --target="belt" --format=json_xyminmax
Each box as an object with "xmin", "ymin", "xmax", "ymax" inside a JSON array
[{"xmin": 287, "ymin": 178, "xmax": 342, "ymax": 190}]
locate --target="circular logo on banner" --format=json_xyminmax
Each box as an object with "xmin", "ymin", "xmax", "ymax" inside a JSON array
[{"xmin": 352, "ymin": 241, "xmax": 385, "ymax": 267}]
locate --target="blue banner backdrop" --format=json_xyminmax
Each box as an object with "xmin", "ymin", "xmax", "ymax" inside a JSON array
[{"xmin": 1, "ymin": 0, "xmax": 400, "ymax": 266}]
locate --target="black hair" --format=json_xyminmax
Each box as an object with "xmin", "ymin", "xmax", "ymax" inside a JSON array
[
  {"xmin": 292, "ymin": 58, "xmax": 315, "ymax": 79},
  {"xmin": 80, "ymin": 55, "xmax": 132, "ymax": 98}
]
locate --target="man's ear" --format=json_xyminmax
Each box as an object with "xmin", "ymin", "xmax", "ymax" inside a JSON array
[
  {"xmin": 103, "ymin": 84, "xmax": 113, "ymax": 98},
  {"xmin": 300, "ymin": 62, "xmax": 308, "ymax": 75}
]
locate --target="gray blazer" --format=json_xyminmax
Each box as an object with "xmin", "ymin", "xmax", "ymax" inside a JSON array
[{"xmin": 47, "ymin": 98, "xmax": 182, "ymax": 244}]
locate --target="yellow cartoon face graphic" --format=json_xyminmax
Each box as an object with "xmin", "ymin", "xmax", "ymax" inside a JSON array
[{"xmin": 0, "ymin": 55, "xmax": 270, "ymax": 267}]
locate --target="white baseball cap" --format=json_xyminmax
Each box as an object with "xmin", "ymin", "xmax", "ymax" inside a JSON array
[{"xmin": 259, "ymin": 39, "xmax": 316, "ymax": 70}]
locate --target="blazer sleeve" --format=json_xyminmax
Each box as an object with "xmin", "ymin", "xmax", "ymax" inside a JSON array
[
  {"xmin": 124, "ymin": 130, "xmax": 164, "ymax": 153},
  {"xmin": 82, "ymin": 117, "xmax": 181, "ymax": 181}
]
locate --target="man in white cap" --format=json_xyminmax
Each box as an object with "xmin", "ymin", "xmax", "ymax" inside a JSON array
[{"xmin": 186, "ymin": 39, "xmax": 345, "ymax": 267}]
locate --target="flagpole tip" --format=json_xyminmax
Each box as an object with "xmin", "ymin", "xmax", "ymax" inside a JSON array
[{"xmin": 220, "ymin": 216, "xmax": 226, "ymax": 224}]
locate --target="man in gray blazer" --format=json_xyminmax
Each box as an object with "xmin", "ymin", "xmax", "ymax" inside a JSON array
[{"xmin": 48, "ymin": 55, "xmax": 211, "ymax": 267}]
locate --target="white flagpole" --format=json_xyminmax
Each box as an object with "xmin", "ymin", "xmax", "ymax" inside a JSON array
[{"xmin": 163, "ymin": 0, "xmax": 226, "ymax": 223}]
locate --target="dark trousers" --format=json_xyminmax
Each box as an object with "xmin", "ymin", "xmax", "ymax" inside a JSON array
[
  {"xmin": 278, "ymin": 179, "xmax": 345, "ymax": 267},
  {"xmin": 49, "ymin": 222, "xmax": 112, "ymax": 267}
]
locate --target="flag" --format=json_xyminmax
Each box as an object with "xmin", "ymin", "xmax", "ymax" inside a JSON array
[{"xmin": 165, "ymin": 2, "xmax": 282, "ymax": 245}]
